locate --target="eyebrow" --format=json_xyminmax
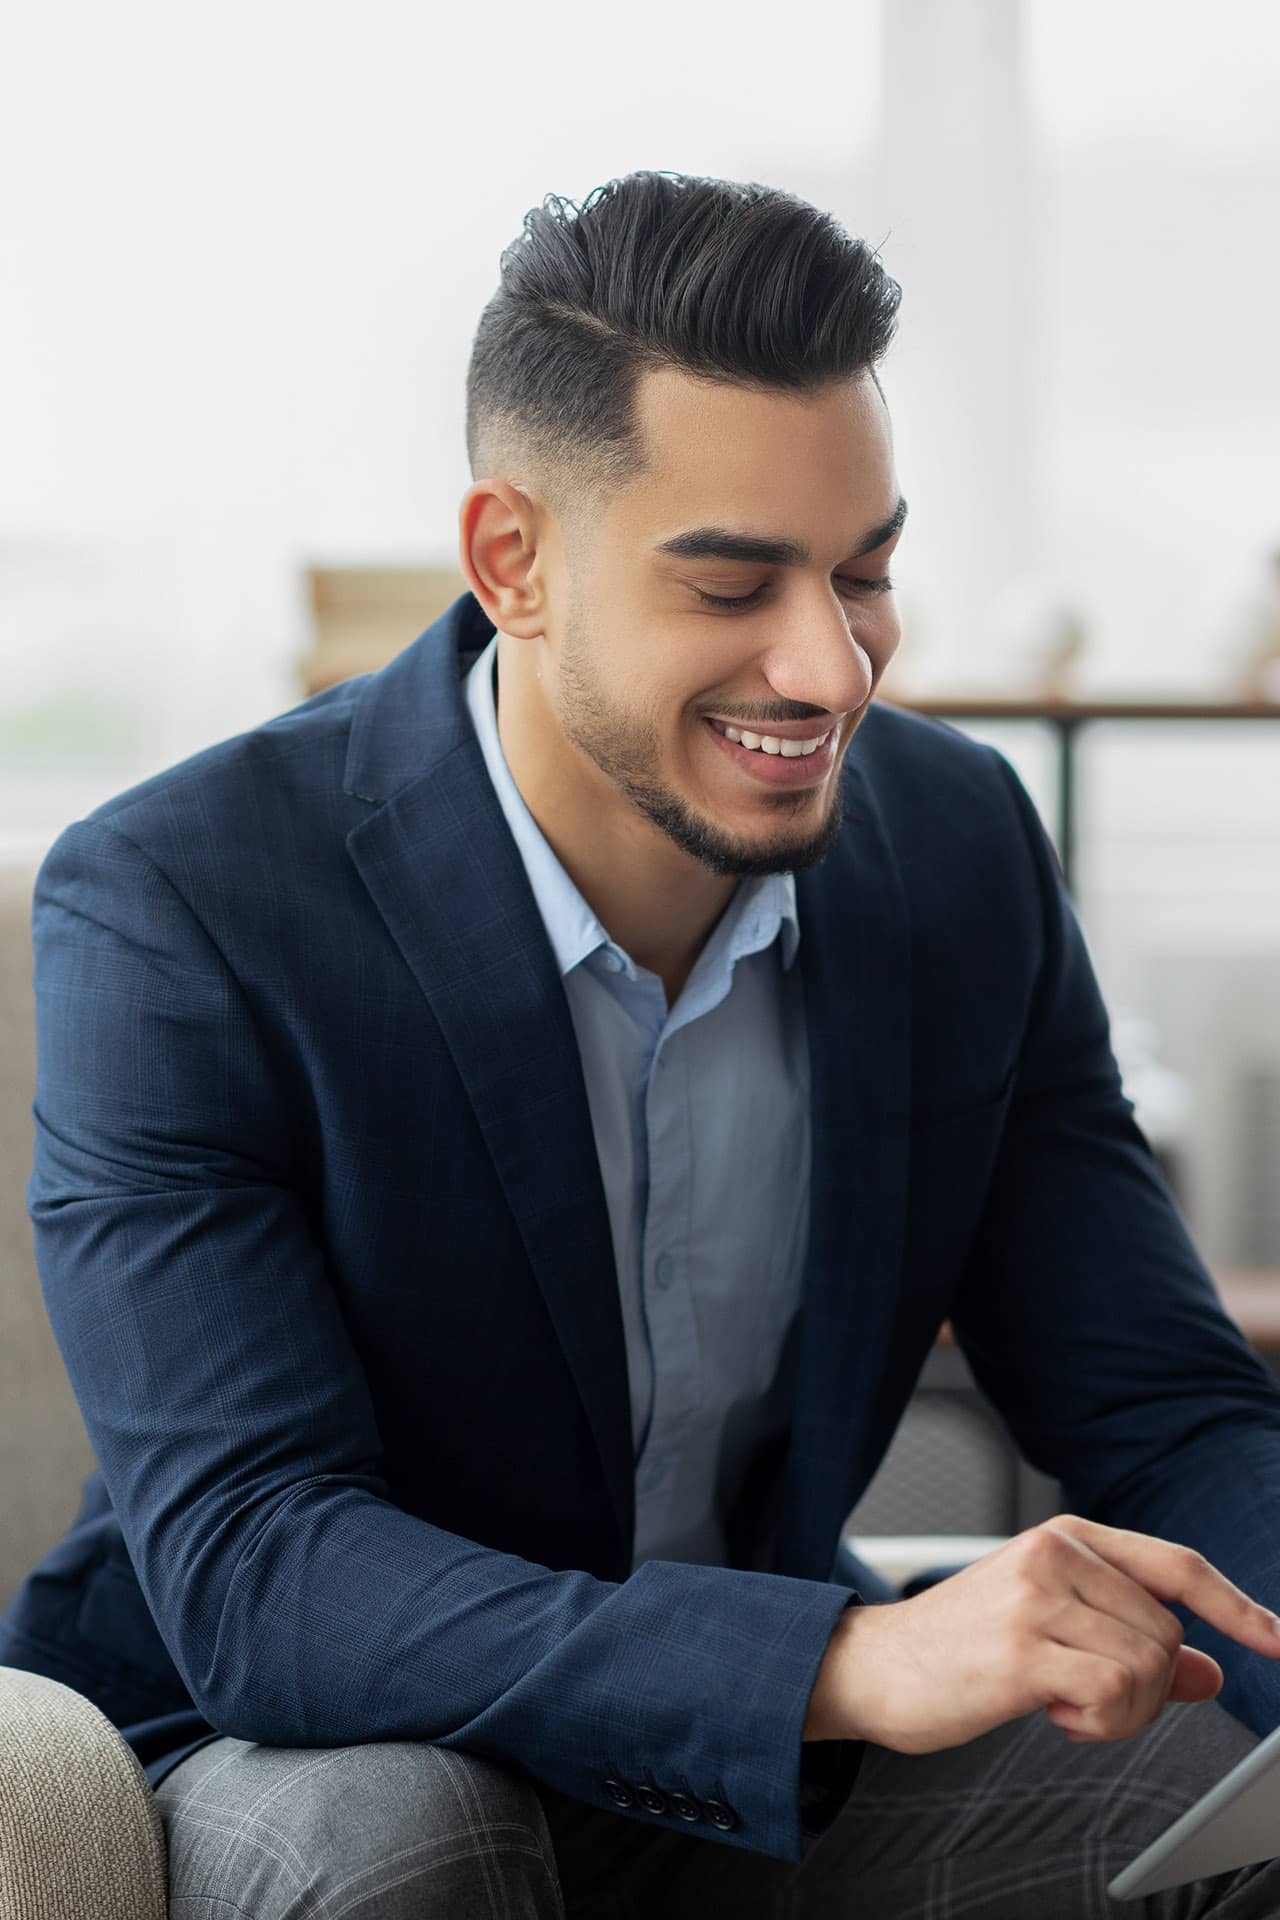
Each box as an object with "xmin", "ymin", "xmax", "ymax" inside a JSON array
[{"xmin": 653, "ymin": 494, "xmax": 908, "ymax": 568}]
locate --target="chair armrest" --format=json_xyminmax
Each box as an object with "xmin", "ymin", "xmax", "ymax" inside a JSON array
[
  {"xmin": 0, "ymin": 1665, "xmax": 167, "ymax": 1920},
  {"xmin": 839, "ymin": 1533, "xmax": 1009, "ymax": 1593}
]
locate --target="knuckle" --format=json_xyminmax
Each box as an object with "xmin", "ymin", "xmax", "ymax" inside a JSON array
[
  {"xmin": 1022, "ymin": 1523, "xmax": 1068, "ymax": 1568},
  {"xmin": 1154, "ymin": 1610, "xmax": 1184, "ymax": 1656},
  {"xmin": 1097, "ymin": 1664, "xmax": 1132, "ymax": 1710},
  {"xmin": 1177, "ymin": 1544, "xmax": 1208, "ymax": 1579},
  {"xmin": 1006, "ymin": 1529, "xmax": 1039, "ymax": 1567}
]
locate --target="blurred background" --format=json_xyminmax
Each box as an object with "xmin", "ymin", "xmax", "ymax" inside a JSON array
[{"xmin": 1, "ymin": 0, "xmax": 1278, "ymax": 1573}]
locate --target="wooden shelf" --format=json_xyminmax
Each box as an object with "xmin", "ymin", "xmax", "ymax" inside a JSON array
[{"xmin": 882, "ymin": 694, "xmax": 1280, "ymax": 723}]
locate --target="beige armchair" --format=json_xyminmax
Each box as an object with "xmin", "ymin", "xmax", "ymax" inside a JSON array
[{"xmin": 0, "ymin": 1665, "xmax": 166, "ymax": 1920}]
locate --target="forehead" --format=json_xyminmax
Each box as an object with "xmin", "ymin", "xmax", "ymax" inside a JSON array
[{"xmin": 621, "ymin": 365, "xmax": 897, "ymax": 539}]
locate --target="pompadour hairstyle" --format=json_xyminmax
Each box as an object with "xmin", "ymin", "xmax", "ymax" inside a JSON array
[{"xmin": 465, "ymin": 169, "xmax": 902, "ymax": 517}]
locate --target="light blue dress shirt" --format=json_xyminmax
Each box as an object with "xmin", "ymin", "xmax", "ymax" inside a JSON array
[{"xmin": 464, "ymin": 635, "xmax": 812, "ymax": 1572}]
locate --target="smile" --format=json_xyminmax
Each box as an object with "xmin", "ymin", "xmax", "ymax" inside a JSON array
[
  {"xmin": 708, "ymin": 719, "xmax": 834, "ymax": 757},
  {"xmin": 702, "ymin": 715, "xmax": 841, "ymax": 789}
]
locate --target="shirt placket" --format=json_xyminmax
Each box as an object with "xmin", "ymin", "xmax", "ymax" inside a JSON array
[{"xmin": 635, "ymin": 1029, "xmax": 702, "ymax": 1502}]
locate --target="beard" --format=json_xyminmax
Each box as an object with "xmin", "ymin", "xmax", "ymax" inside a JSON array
[{"xmin": 553, "ymin": 612, "xmax": 848, "ymax": 879}]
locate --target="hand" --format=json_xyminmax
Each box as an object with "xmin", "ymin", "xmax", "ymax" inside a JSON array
[{"xmin": 803, "ymin": 1514, "xmax": 1280, "ymax": 1753}]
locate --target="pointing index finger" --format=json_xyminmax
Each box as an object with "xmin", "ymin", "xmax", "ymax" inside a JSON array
[{"xmin": 1046, "ymin": 1515, "xmax": 1280, "ymax": 1659}]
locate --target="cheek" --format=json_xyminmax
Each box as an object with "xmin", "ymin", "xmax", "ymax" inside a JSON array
[
  {"xmin": 866, "ymin": 605, "xmax": 903, "ymax": 674},
  {"xmin": 665, "ymin": 629, "xmax": 753, "ymax": 716}
]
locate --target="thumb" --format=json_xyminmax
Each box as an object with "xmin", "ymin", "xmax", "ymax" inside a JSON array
[{"xmin": 1168, "ymin": 1645, "xmax": 1224, "ymax": 1703}]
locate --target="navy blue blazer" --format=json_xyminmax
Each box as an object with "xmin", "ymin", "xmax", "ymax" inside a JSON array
[{"xmin": 5, "ymin": 589, "xmax": 1280, "ymax": 1863}]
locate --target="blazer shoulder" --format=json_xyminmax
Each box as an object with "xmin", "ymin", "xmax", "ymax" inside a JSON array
[
  {"xmin": 46, "ymin": 676, "xmax": 373, "ymax": 877},
  {"xmin": 854, "ymin": 698, "xmax": 1023, "ymax": 831}
]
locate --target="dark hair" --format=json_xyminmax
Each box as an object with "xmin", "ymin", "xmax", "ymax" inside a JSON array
[{"xmin": 464, "ymin": 169, "xmax": 901, "ymax": 516}]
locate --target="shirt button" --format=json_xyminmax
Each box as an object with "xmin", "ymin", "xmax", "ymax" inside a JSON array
[
  {"xmin": 601, "ymin": 950, "xmax": 625, "ymax": 973},
  {"xmin": 654, "ymin": 1253, "xmax": 675, "ymax": 1289}
]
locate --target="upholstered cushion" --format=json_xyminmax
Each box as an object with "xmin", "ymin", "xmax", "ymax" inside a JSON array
[{"xmin": 0, "ymin": 1665, "xmax": 166, "ymax": 1919}]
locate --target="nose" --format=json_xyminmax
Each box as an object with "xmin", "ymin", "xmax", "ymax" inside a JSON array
[{"xmin": 759, "ymin": 605, "xmax": 878, "ymax": 725}]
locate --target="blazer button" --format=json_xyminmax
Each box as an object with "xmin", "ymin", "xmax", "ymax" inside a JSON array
[
  {"xmin": 602, "ymin": 1774, "xmax": 636, "ymax": 1809},
  {"xmin": 635, "ymin": 1782, "xmax": 669, "ymax": 1815},
  {"xmin": 703, "ymin": 1796, "xmax": 740, "ymax": 1832},
  {"xmin": 666, "ymin": 1789, "xmax": 703, "ymax": 1822}
]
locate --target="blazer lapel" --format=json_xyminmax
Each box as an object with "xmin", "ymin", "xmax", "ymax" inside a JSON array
[
  {"xmin": 774, "ymin": 750, "xmax": 912, "ymax": 1580},
  {"xmin": 342, "ymin": 599, "xmax": 635, "ymax": 1571}
]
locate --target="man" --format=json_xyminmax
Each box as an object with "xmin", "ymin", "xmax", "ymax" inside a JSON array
[{"xmin": 5, "ymin": 168, "xmax": 1280, "ymax": 1917}]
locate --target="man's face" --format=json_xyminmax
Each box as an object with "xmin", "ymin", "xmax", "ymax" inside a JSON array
[{"xmin": 544, "ymin": 366, "xmax": 904, "ymax": 878}]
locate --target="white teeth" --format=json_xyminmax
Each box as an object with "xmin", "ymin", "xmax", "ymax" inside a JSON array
[{"xmin": 713, "ymin": 720, "xmax": 830, "ymax": 756}]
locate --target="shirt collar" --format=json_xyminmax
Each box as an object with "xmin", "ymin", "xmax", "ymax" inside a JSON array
[{"xmin": 463, "ymin": 632, "xmax": 800, "ymax": 980}]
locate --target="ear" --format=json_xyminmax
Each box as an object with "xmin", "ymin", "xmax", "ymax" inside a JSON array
[{"xmin": 458, "ymin": 480, "xmax": 547, "ymax": 640}]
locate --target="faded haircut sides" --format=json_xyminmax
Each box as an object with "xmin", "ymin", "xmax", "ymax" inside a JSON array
[{"xmin": 464, "ymin": 169, "xmax": 902, "ymax": 525}]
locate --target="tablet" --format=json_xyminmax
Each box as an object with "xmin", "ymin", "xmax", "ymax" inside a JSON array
[{"xmin": 1109, "ymin": 1716, "xmax": 1280, "ymax": 1900}]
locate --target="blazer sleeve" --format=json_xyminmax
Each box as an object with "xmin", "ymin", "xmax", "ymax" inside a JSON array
[
  {"xmin": 27, "ymin": 814, "xmax": 860, "ymax": 1864},
  {"xmin": 950, "ymin": 749, "xmax": 1280, "ymax": 1736}
]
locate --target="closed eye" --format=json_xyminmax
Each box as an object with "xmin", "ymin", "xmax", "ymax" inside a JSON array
[{"xmin": 694, "ymin": 578, "xmax": 895, "ymax": 610}]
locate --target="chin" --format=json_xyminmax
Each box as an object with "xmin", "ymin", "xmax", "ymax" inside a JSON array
[{"xmin": 689, "ymin": 805, "xmax": 846, "ymax": 879}]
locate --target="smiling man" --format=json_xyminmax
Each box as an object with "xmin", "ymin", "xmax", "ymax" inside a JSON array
[{"xmin": 7, "ymin": 170, "xmax": 1280, "ymax": 1919}]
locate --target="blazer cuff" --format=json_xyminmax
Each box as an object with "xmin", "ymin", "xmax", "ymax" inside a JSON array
[{"xmin": 797, "ymin": 1588, "xmax": 867, "ymax": 1842}]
